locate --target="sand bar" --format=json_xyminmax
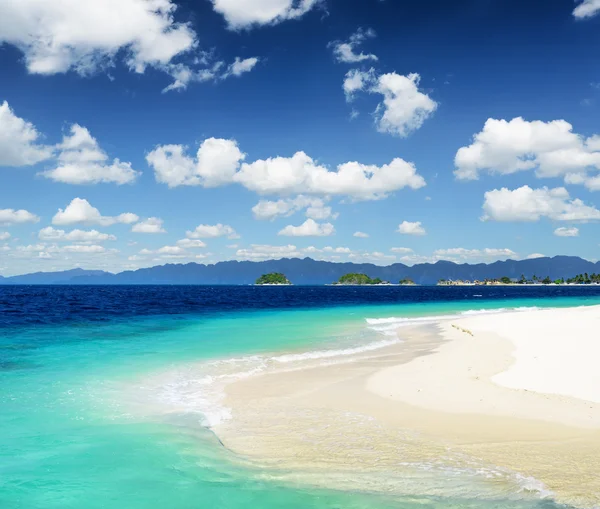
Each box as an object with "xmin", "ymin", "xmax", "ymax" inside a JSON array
[{"xmin": 214, "ymin": 306, "xmax": 600, "ymax": 507}]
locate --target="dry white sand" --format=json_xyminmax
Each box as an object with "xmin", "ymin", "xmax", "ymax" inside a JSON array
[{"xmin": 214, "ymin": 306, "xmax": 600, "ymax": 507}]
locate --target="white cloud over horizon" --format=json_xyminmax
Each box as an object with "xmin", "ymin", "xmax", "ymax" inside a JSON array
[
  {"xmin": 278, "ymin": 218, "xmax": 335, "ymax": 237},
  {"xmin": 52, "ymin": 198, "xmax": 139, "ymax": 226},
  {"xmin": 454, "ymin": 117, "xmax": 600, "ymax": 189},
  {"xmin": 397, "ymin": 221, "xmax": 426, "ymax": 235},
  {"xmin": 482, "ymin": 186, "xmax": 600, "ymax": 222},
  {"xmin": 186, "ymin": 223, "xmax": 239, "ymax": 239},
  {"xmin": 148, "ymin": 140, "xmax": 426, "ymax": 200}
]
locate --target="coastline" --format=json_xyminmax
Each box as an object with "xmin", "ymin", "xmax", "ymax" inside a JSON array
[{"xmin": 213, "ymin": 306, "xmax": 600, "ymax": 507}]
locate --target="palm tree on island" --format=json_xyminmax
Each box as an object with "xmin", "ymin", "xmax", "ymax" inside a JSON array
[{"xmin": 255, "ymin": 273, "xmax": 292, "ymax": 285}]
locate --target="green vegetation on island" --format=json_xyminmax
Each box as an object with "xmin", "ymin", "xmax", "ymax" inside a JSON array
[
  {"xmin": 334, "ymin": 273, "xmax": 386, "ymax": 285},
  {"xmin": 255, "ymin": 273, "xmax": 292, "ymax": 285},
  {"xmin": 399, "ymin": 278, "xmax": 416, "ymax": 285},
  {"xmin": 438, "ymin": 273, "xmax": 600, "ymax": 286}
]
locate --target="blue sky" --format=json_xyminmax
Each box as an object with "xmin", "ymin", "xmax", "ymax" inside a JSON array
[{"xmin": 1, "ymin": 0, "xmax": 600, "ymax": 275}]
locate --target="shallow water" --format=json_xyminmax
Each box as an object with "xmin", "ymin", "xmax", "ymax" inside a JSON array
[{"xmin": 2, "ymin": 285, "xmax": 599, "ymax": 508}]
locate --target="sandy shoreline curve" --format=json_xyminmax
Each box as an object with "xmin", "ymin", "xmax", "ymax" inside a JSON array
[{"xmin": 213, "ymin": 306, "xmax": 600, "ymax": 507}]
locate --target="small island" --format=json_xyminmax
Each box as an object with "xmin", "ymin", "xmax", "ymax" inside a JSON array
[
  {"xmin": 255, "ymin": 273, "xmax": 292, "ymax": 285},
  {"xmin": 399, "ymin": 278, "xmax": 416, "ymax": 285},
  {"xmin": 437, "ymin": 273, "xmax": 600, "ymax": 286},
  {"xmin": 333, "ymin": 273, "xmax": 388, "ymax": 285}
]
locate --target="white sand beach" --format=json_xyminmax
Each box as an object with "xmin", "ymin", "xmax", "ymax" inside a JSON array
[{"xmin": 214, "ymin": 306, "xmax": 600, "ymax": 507}]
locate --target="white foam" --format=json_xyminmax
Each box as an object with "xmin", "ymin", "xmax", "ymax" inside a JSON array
[{"xmin": 272, "ymin": 338, "xmax": 401, "ymax": 364}]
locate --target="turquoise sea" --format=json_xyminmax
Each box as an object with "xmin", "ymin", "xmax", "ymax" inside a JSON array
[{"xmin": 2, "ymin": 285, "xmax": 600, "ymax": 509}]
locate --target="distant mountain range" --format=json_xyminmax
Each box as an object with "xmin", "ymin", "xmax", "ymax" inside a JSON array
[{"xmin": 0, "ymin": 256, "xmax": 599, "ymax": 285}]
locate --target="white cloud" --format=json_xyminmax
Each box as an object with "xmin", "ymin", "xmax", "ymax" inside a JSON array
[
  {"xmin": 343, "ymin": 68, "xmax": 376, "ymax": 101},
  {"xmin": 526, "ymin": 253, "xmax": 546, "ymax": 259},
  {"xmin": 0, "ymin": 232, "xmax": 10, "ymax": 241},
  {"xmin": 236, "ymin": 152, "xmax": 425, "ymax": 200},
  {"xmin": 161, "ymin": 56, "xmax": 260, "ymax": 92},
  {"xmin": 63, "ymin": 244, "xmax": 106, "ymax": 253},
  {"xmin": 0, "ymin": 209, "xmax": 39, "ymax": 225},
  {"xmin": 278, "ymin": 218, "xmax": 335, "ymax": 237},
  {"xmin": 176, "ymin": 238, "xmax": 207, "ymax": 248},
  {"xmin": 52, "ymin": 198, "xmax": 139, "ymax": 226},
  {"xmin": 38, "ymin": 226, "xmax": 116, "ymax": 242},
  {"xmin": 211, "ymin": 0, "xmax": 320, "ymax": 29},
  {"xmin": 454, "ymin": 117, "xmax": 600, "ymax": 184},
  {"xmin": 330, "ymin": 28, "xmax": 377, "ymax": 64},
  {"xmin": 157, "ymin": 245, "xmax": 185, "ymax": 255},
  {"xmin": 390, "ymin": 247, "xmax": 413, "ymax": 254},
  {"xmin": 187, "ymin": 223, "xmax": 239, "ymax": 239},
  {"xmin": 41, "ymin": 124, "xmax": 139, "ymax": 185},
  {"xmin": 573, "ymin": 0, "xmax": 600, "ymax": 19},
  {"xmin": 252, "ymin": 196, "xmax": 333, "ymax": 221},
  {"xmin": 482, "ymin": 186, "xmax": 600, "ymax": 222},
  {"xmin": 433, "ymin": 247, "xmax": 517, "ymax": 260},
  {"xmin": 353, "ymin": 231, "xmax": 369, "ymax": 238},
  {"xmin": 131, "ymin": 217, "xmax": 166, "ymax": 233},
  {"xmin": 397, "ymin": 221, "xmax": 426, "ymax": 235},
  {"xmin": 148, "ymin": 138, "xmax": 425, "ymax": 200},
  {"xmin": 223, "ymin": 57, "xmax": 259, "ymax": 78},
  {"xmin": 0, "ymin": 0, "xmax": 196, "ymax": 77},
  {"xmin": 343, "ymin": 71, "xmax": 438, "ymax": 136},
  {"xmin": 147, "ymin": 138, "xmax": 245, "ymax": 187},
  {"xmin": 372, "ymin": 73, "xmax": 438, "ymax": 137},
  {"xmin": 0, "ymin": 101, "xmax": 54, "ymax": 167},
  {"xmin": 554, "ymin": 226, "xmax": 579, "ymax": 237},
  {"xmin": 235, "ymin": 244, "xmax": 301, "ymax": 260},
  {"xmin": 348, "ymin": 251, "xmax": 396, "ymax": 264}
]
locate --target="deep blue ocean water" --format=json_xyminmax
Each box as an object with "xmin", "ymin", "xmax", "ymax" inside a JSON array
[{"xmin": 2, "ymin": 285, "xmax": 600, "ymax": 509}]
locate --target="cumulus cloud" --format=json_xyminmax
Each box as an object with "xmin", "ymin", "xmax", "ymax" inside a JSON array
[
  {"xmin": 454, "ymin": 117, "xmax": 600, "ymax": 186},
  {"xmin": 353, "ymin": 231, "xmax": 369, "ymax": 238},
  {"xmin": 211, "ymin": 0, "xmax": 321, "ymax": 29},
  {"xmin": 372, "ymin": 73, "xmax": 438, "ymax": 137},
  {"xmin": 52, "ymin": 198, "xmax": 139, "ymax": 226},
  {"xmin": 131, "ymin": 217, "xmax": 166, "ymax": 233},
  {"xmin": 41, "ymin": 124, "xmax": 139, "ymax": 185},
  {"xmin": 330, "ymin": 28, "xmax": 378, "ymax": 64},
  {"xmin": 397, "ymin": 221, "xmax": 426, "ymax": 235},
  {"xmin": 148, "ymin": 140, "xmax": 426, "ymax": 200},
  {"xmin": 526, "ymin": 253, "xmax": 546, "ymax": 259},
  {"xmin": 554, "ymin": 227, "xmax": 579, "ymax": 237},
  {"xmin": 0, "ymin": 0, "xmax": 196, "ymax": 76},
  {"xmin": 38, "ymin": 226, "xmax": 116, "ymax": 242},
  {"xmin": 0, "ymin": 101, "xmax": 54, "ymax": 167},
  {"xmin": 0, "ymin": 209, "xmax": 40, "ymax": 225},
  {"xmin": 343, "ymin": 71, "xmax": 438, "ymax": 137},
  {"xmin": 236, "ymin": 152, "xmax": 425, "ymax": 200},
  {"xmin": 390, "ymin": 247, "xmax": 413, "ymax": 254},
  {"xmin": 0, "ymin": 232, "xmax": 10, "ymax": 241},
  {"xmin": 573, "ymin": 0, "xmax": 600, "ymax": 19},
  {"xmin": 482, "ymin": 186, "xmax": 600, "ymax": 222},
  {"xmin": 235, "ymin": 244, "xmax": 302, "ymax": 260},
  {"xmin": 187, "ymin": 223, "xmax": 239, "ymax": 239},
  {"xmin": 147, "ymin": 138, "xmax": 245, "ymax": 187},
  {"xmin": 278, "ymin": 218, "xmax": 335, "ymax": 237}
]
